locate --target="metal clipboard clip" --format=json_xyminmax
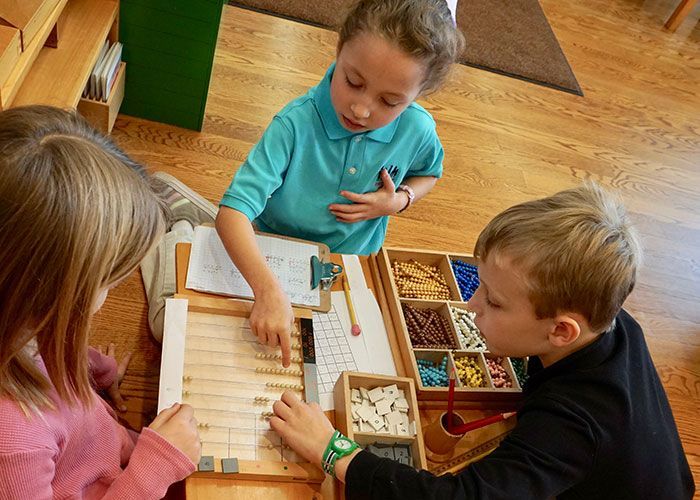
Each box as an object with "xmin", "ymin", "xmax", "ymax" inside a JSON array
[{"xmin": 310, "ymin": 256, "xmax": 343, "ymax": 291}]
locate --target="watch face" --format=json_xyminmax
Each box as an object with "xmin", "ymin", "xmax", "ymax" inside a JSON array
[{"xmin": 334, "ymin": 438, "xmax": 352, "ymax": 451}]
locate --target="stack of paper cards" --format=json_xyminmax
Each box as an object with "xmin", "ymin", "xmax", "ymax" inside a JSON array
[{"xmin": 350, "ymin": 384, "xmax": 417, "ymax": 436}]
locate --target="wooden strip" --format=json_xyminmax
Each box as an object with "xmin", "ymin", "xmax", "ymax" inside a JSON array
[
  {"xmin": 664, "ymin": 0, "xmax": 699, "ymax": 31},
  {"xmin": 0, "ymin": 25, "xmax": 21, "ymax": 88},
  {"xmin": 429, "ymin": 430, "xmax": 511, "ymax": 476},
  {"xmin": 366, "ymin": 254, "xmax": 407, "ymax": 377},
  {"xmin": 158, "ymin": 298, "xmax": 189, "ymax": 412},
  {"xmin": 174, "ymin": 293, "xmax": 311, "ymax": 321},
  {"xmin": 192, "ymin": 459, "xmax": 324, "ymax": 483}
]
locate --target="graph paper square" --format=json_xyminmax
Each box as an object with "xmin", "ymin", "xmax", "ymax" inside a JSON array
[{"xmin": 313, "ymin": 304, "xmax": 358, "ymax": 395}]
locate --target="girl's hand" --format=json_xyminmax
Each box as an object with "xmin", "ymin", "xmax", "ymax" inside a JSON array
[
  {"xmin": 149, "ymin": 403, "xmax": 202, "ymax": 464},
  {"xmin": 269, "ymin": 390, "xmax": 336, "ymax": 466},
  {"xmin": 250, "ymin": 283, "xmax": 294, "ymax": 368},
  {"xmin": 97, "ymin": 343, "xmax": 132, "ymax": 412},
  {"xmin": 329, "ymin": 168, "xmax": 408, "ymax": 223}
]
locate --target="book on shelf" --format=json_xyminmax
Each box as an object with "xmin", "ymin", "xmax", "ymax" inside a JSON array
[
  {"xmin": 82, "ymin": 40, "xmax": 122, "ymax": 102},
  {"xmin": 99, "ymin": 41, "xmax": 121, "ymax": 102},
  {"xmin": 84, "ymin": 39, "xmax": 107, "ymax": 98}
]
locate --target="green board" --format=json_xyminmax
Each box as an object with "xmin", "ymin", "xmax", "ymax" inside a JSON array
[{"xmin": 119, "ymin": 0, "xmax": 224, "ymax": 130}]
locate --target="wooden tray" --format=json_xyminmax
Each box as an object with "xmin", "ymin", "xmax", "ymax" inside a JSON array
[
  {"xmin": 77, "ymin": 61, "xmax": 125, "ymax": 134},
  {"xmin": 333, "ymin": 371, "xmax": 427, "ymax": 470},
  {"xmin": 376, "ymin": 247, "xmax": 523, "ymax": 405}
]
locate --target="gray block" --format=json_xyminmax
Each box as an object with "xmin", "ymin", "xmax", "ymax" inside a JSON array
[
  {"xmin": 222, "ymin": 457, "xmax": 240, "ymax": 474},
  {"xmin": 378, "ymin": 447, "xmax": 396, "ymax": 460},
  {"xmin": 198, "ymin": 455, "xmax": 215, "ymax": 472},
  {"xmin": 367, "ymin": 444, "xmax": 383, "ymax": 457},
  {"xmin": 395, "ymin": 445, "xmax": 412, "ymax": 466},
  {"xmin": 394, "ymin": 445, "xmax": 410, "ymax": 458}
]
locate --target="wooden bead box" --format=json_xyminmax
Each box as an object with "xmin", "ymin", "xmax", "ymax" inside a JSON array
[
  {"xmin": 334, "ymin": 372, "xmax": 427, "ymax": 469},
  {"xmin": 376, "ymin": 247, "xmax": 524, "ymax": 404}
]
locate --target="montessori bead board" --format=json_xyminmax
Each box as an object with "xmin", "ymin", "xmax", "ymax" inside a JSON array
[
  {"xmin": 159, "ymin": 295, "xmax": 323, "ymax": 482},
  {"xmin": 334, "ymin": 372, "xmax": 427, "ymax": 470},
  {"xmin": 377, "ymin": 247, "xmax": 523, "ymax": 403}
]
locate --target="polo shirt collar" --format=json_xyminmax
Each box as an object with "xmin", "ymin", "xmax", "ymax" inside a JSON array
[
  {"xmin": 314, "ymin": 62, "xmax": 399, "ymax": 144},
  {"xmin": 524, "ymin": 312, "xmax": 620, "ymax": 395}
]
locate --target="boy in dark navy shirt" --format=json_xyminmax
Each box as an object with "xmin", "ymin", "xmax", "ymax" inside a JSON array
[{"xmin": 270, "ymin": 182, "xmax": 694, "ymax": 499}]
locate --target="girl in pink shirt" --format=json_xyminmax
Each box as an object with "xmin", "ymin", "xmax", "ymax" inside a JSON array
[{"xmin": 0, "ymin": 105, "xmax": 201, "ymax": 499}]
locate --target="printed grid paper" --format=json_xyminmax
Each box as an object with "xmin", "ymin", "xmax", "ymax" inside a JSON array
[
  {"xmin": 186, "ymin": 226, "xmax": 320, "ymax": 307},
  {"xmin": 314, "ymin": 304, "xmax": 358, "ymax": 397},
  {"xmin": 311, "ymin": 290, "xmax": 395, "ymax": 411}
]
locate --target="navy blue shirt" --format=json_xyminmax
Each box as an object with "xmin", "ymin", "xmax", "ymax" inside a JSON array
[{"xmin": 345, "ymin": 310, "xmax": 695, "ymax": 499}]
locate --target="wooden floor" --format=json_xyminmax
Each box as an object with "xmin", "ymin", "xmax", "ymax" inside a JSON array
[{"xmin": 92, "ymin": 0, "xmax": 700, "ymax": 486}]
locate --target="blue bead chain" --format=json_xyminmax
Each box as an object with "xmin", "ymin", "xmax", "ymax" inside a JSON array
[
  {"xmin": 451, "ymin": 259, "xmax": 480, "ymax": 301},
  {"xmin": 417, "ymin": 356, "xmax": 449, "ymax": 387}
]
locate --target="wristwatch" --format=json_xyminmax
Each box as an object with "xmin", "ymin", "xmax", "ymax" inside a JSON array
[
  {"xmin": 396, "ymin": 184, "xmax": 415, "ymax": 213},
  {"xmin": 321, "ymin": 430, "xmax": 359, "ymax": 477}
]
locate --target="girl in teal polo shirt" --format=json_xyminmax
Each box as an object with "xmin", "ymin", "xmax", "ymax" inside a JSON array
[{"xmin": 216, "ymin": 0, "xmax": 464, "ymax": 365}]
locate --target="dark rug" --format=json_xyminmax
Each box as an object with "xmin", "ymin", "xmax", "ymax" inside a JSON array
[{"xmin": 228, "ymin": 0, "xmax": 582, "ymax": 96}]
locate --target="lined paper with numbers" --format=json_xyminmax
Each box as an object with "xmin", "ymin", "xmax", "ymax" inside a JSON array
[{"xmin": 186, "ymin": 226, "xmax": 321, "ymax": 307}]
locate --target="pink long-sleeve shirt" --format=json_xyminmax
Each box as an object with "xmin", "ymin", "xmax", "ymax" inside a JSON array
[{"xmin": 0, "ymin": 348, "xmax": 195, "ymax": 499}]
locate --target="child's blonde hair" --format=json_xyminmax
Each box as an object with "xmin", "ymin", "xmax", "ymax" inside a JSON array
[
  {"xmin": 338, "ymin": 0, "xmax": 465, "ymax": 94},
  {"xmin": 475, "ymin": 183, "xmax": 643, "ymax": 333},
  {"xmin": 0, "ymin": 106, "xmax": 166, "ymax": 414}
]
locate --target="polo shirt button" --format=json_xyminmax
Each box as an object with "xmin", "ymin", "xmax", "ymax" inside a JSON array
[
  {"xmin": 348, "ymin": 167, "xmax": 357, "ymax": 175},
  {"xmin": 354, "ymin": 136, "xmax": 362, "ymax": 143}
]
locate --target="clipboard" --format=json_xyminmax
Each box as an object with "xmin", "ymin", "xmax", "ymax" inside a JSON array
[{"xmin": 178, "ymin": 226, "xmax": 340, "ymax": 312}]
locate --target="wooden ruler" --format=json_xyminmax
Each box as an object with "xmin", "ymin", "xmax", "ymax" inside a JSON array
[{"xmin": 430, "ymin": 431, "xmax": 510, "ymax": 476}]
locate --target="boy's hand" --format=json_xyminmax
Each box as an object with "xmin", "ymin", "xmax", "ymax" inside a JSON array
[
  {"xmin": 269, "ymin": 391, "xmax": 335, "ymax": 466},
  {"xmin": 250, "ymin": 284, "xmax": 294, "ymax": 367},
  {"xmin": 149, "ymin": 403, "xmax": 201, "ymax": 464},
  {"xmin": 329, "ymin": 168, "xmax": 408, "ymax": 223},
  {"xmin": 97, "ymin": 343, "xmax": 132, "ymax": 412}
]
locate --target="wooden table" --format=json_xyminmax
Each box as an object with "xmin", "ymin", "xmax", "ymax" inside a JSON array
[{"xmin": 172, "ymin": 249, "xmax": 514, "ymax": 499}]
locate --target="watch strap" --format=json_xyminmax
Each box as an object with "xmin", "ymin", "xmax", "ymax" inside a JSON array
[
  {"xmin": 321, "ymin": 430, "xmax": 341, "ymax": 475},
  {"xmin": 321, "ymin": 430, "xmax": 359, "ymax": 477}
]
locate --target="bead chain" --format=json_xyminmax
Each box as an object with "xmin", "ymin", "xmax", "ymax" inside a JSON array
[
  {"xmin": 392, "ymin": 260, "xmax": 452, "ymax": 300},
  {"xmin": 485, "ymin": 357, "xmax": 513, "ymax": 388},
  {"xmin": 403, "ymin": 303, "xmax": 458, "ymax": 349},
  {"xmin": 451, "ymin": 259, "xmax": 480, "ymax": 301}
]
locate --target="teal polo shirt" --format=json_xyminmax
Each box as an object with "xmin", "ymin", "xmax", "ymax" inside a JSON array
[{"xmin": 220, "ymin": 63, "xmax": 444, "ymax": 255}]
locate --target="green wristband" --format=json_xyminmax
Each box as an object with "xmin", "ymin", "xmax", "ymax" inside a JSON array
[{"xmin": 321, "ymin": 430, "xmax": 359, "ymax": 477}]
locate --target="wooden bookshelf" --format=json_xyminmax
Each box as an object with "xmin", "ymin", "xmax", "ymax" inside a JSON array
[
  {"xmin": 0, "ymin": 0, "xmax": 67, "ymax": 109},
  {"xmin": 0, "ymin": 25, "xmax": 21, "ymax": 88},
  {"xmin": 11, "ymin": 0, "xmax": 118, "ymax": 108}
]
